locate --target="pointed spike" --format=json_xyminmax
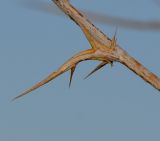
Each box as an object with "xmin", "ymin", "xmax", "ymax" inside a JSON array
[
  {"xmin": 69, "ymin": 65, "xmax": 76, "ymax": 88},
  {"xmin": 114, "ymin": 26, "xmax": 118, "ymax": 39},
  {"xmin": 110, "ymin": 61, "xmax": 113, "ymax": 67},
  {"xmin": 111, "ymin": 27, "xmax": 118, "ymax": 48},
  {"xmin": 13, "ymin": 49, "xmax": 95, "ymax": 100},
  {"xmin": 12, "ymin": 71, "xmax": 59, "ymax": 101},
  {"xmin": 84, "ymin": 61, "xmax": 109, "ymax": 79}
]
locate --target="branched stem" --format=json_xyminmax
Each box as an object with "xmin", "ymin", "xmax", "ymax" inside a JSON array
[{"xmin": 13, "ymin": 0, "xmax": 160, "ymax": 100}]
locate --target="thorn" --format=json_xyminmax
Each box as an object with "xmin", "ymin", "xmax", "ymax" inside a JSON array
[
  {"xmin": 84, "ymin": 61, "xmax": 108, "ymax": 79},
  {"xmin": 114, "ymin": 26, "xmax": 118, "ymax": 39},
  {"xmin": 110, "ymin": 61, "xmax": 113, "ymax": 67},
  {"xmin": 111, "ymin": 27, "xmax": 118, "ymax": 48},
  {"xmin": 69, "ymin": 65, "xmax": 76, "ymax": 88}
]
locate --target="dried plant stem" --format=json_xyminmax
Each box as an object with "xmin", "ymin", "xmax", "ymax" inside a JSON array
[
  {"xmin": 13, "ymin": 0, "xmax": 160, "ymax": 100},
  {"xmin": 118, "ymin": 48, "xmax": 160, "ymax": 90},
  {"xmin": 53, "ymin": 0, "xmax": 160, "ymax": 90}
]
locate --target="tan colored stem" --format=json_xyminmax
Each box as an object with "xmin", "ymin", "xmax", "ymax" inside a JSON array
[
  {"xmin": 13, "ymin": 0, "xmax": 160, "ymax": 100},
  {"xmin": 53, "ymin": 0, "xmax": 160, "ymax": 90},
  {"xmin": 118, "ymin": 47, "xmax": 160, "ymax": 90},
  {"xmin": 53, "ymin": 0, "xmax": 112, "ymax": 48}
]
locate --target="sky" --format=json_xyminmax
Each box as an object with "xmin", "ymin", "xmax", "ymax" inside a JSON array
[{"xmin": 0, "ymin": 0, "xmax": 160, "ymax": 141}]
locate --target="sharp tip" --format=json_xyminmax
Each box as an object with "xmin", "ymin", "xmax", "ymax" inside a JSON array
[
  {"xmin": 69, "ymin": 66, "xmax": 76, "ymax": 88},
  {"xmin": 11, "ymin": 98, "xmax": 16, "ymax": 102},
  {"xmin": 84, "ymin": 74, "xmax": 91, "ymax": 80},
  {"xmin": 110, "ymin": 62, "xmax": 113, "ymax": 67},
  {"xmin": 12, "ymin": 89, "xmax": 32, "ymax": 101},
  {"xmin": 69, "ymin": 81, "xmax": 72, "ymax": 88},
  {"xmin": 11, "ymin": 95, "xmax": 21, "ymax": 102}
]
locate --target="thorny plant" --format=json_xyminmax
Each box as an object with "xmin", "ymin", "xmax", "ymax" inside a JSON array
[{"xmin": 13, "ymin": 0, "xmax": 160, "ymax": 100}]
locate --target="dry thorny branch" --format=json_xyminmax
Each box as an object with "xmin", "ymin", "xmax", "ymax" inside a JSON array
[{"xmin": 13, "ymin": 0, "xmax": 160, "ymax": 100}]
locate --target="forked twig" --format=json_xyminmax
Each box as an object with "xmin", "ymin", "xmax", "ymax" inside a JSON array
[{"xmin": 13, "ymin": 0, "xmax": 160, "ymax": 100}]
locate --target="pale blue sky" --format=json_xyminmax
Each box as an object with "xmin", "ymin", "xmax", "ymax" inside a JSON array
[{"xmin": 1, "ymin": 0, "xmax": 160, "ymax": 140}]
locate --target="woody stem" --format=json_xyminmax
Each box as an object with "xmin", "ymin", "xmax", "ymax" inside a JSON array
[
  {"xmin": 52, "ymin": 0, "xmax": 160, "ymax": 90},
  {"xmin": 117, "ymin": 47, "xmax": 160, "ymax": 90}
]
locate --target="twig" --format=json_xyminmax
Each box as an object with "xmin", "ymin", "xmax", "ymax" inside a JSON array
[{"xmin": 13, "ymin": 0, "xmax": 160, "ymax": 100}]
